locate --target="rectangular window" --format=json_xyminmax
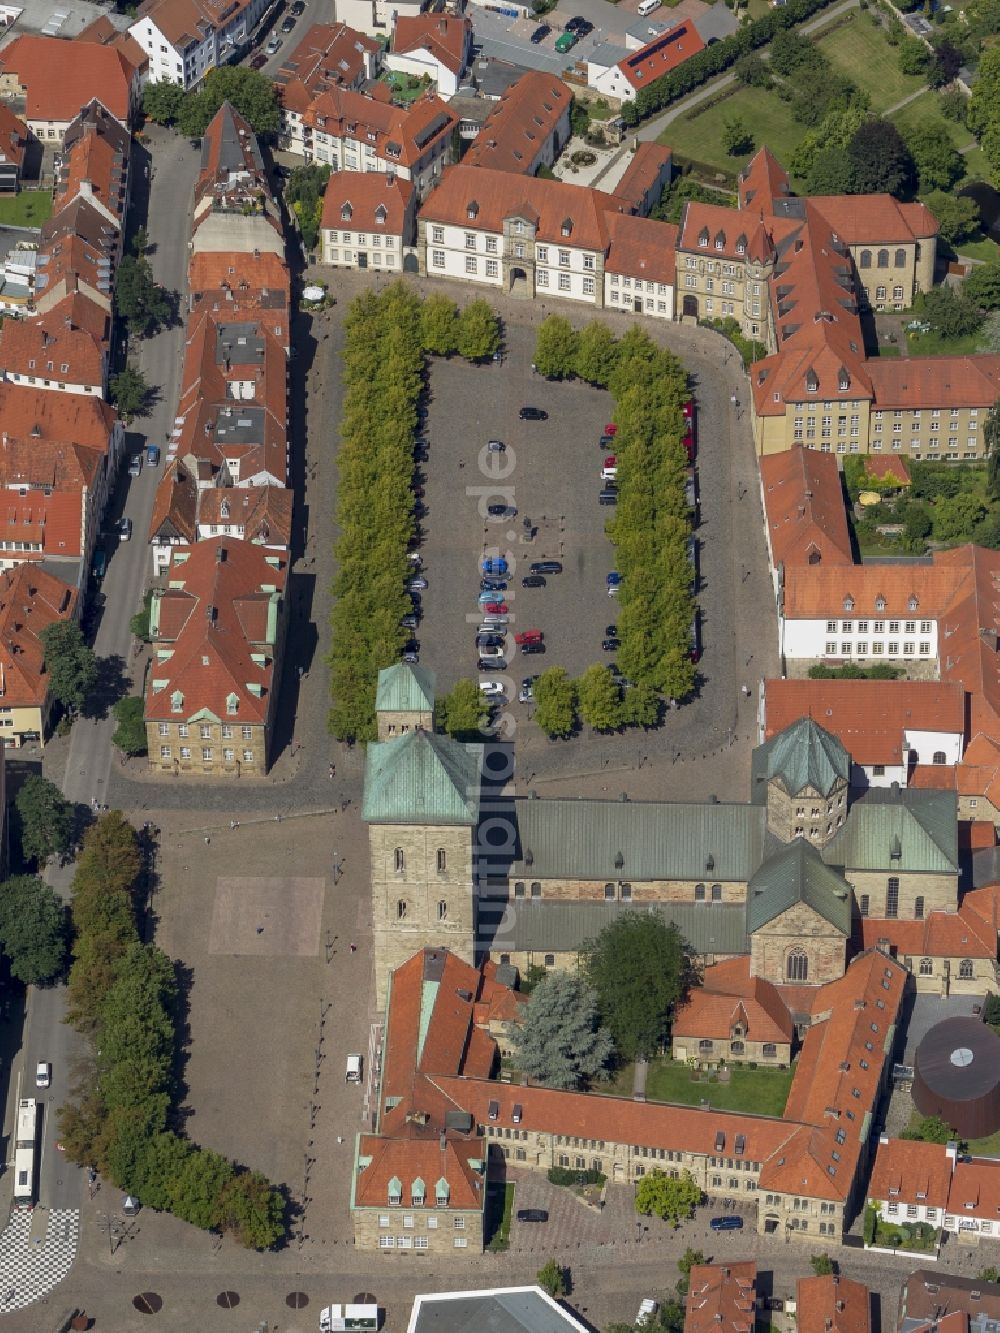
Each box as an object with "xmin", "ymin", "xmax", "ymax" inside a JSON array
[
  {"xmin": 486, "ymin": 260, "xmax": 498, "ymax": 278},
  {"xmin": 486, "ymin": 236, "xmax": 497, "ymax": 252},
  {"xmin": 537, "ymin": 269, "xmax": 548, "ymax": 287},
  {"xmin": 432, "ymin": 251, "xmax": 445, "ymax": 268},
  {"xmin": 559, "ymin": 250, "xmax": 570, "ymax": 267},
  {"xmin": 432, "ymin": 226, "xmax": 444, "ymax": 243},
  {"xmin": 465, "ymin": 233, "xmax": 476, "ymax": 249},
  {"xmin": 583, "ymin": 276, "xmax": 595, "ymax": 296},
  {"xmin": 558, "ymin": 272, "xmax": 570, "ymax": 291},
  {"xmin": 465, "ymin": 255, "xmax": 477, "ymax": 274}
]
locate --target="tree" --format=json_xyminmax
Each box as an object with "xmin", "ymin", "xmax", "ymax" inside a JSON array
[
  {"xmin": 533, "ymin": 667, "xmax": 577, "ymax": 739},
  {"xmin": 0, "ymin": 874, "xmax": 67, "ymax": 984},
  {"xmin": 905, "ymin": 121, "xmax": 963, "ymax": 192},
  {"xmin": 131, "ymin": 226, "xmax": 150, "ymax": 258},
  {"xmin": 576, "ymin": 665, "xmax": 623, "ymax": 732},
  {"xmin": 965, "ymin": 263, "xmax": 1000, "ymax": 312},
  {"xmin": 15, "ymin": 775, "xmax": 74, "ymax": 865},
  {"xmin": 921, "ymin": 284, "xmax": 983, "ymax": 338},
  {"xmin": 214, "ymin": 1169, "xmax": 286, "ymax": 1249},
  {"xmin": 721, "ymin": 115, "xmax": 753, "ymax": 156},
  {"xmin": 939, "ymin": 88, "xmax": 968, "ymax": 125},
  {"xmin": 898, "ymin": 35, "xmax": 929, "ymax": 75},
  {"xmin": 285, "ymin": 163, "xmax": 330, "ymax": 252},
  {"xmin": 511, "ymin": 971, "xmax": 614, "ymax": 1090},
  {"xmin": 979, "ymin": 1268, "xmax": 1000, "ymax": 1284},
  {"xmin": 436, "ymin": 679, "xmax": 488, "ymax": 740},
  {"xmin": 39, "ymin": 620, "xmax": 98, "ymax": 713},
  {"xmin": 635, "ymin": 1169, "xmax": 701, "ymax": 1226},
  {"xmin": 967, "ymin": 45, "xmax": 1000, "ymax": 137},
  {"xmin": 186, "ymin": 67, "xmax": 280, "ymax": 137},
  {"xmin": 570, "ymin": 98, "xmax": 591, "ymax": 137},
  {"xmin": 902, "ymin": 500, "xmax": 933, "ymax": 542},
  {"xmin": 455, "ymin": 300, "xmax": 500, "ymax": 360},
  {"xmin": 986, "ymin": 400, "xmax": 1000, "ymax": 498},
  {"xmin": 924, "ymin": 191, "xmax": 980, "ymax": 246},
  {"xmin": 582, "ymin": 912, "xmax": 692, "ymax": 1060},
  {"xmin": 536, "ymin": 1259, "xmax": 567, "ymax": 1299},
  {"xmin": 112, "ymin": 697, "xmax": 148, "ymax": 757},
  {"xmin": 574, "ymin": 321, "xmax": 619, "ymax": 387},
  {"xmin": 534, "ymin": 315, "xmax": 579, "ymax": 379},
  {"xmin": 142, "ymin": 80, "xmax": 186, "ymax": 125},
  {"xmin": 983, "ymin": 314, "xmax": 1000, "ymax": 356},
  {"xmin": 734, "ymin": 52, "xmax": 770, "ymax": 86},
  {"xmin": 114, "ymin": 255, "xmax": 171, "ymax": 338},
  {"xmin": 420, "ymin": 294, "xmax": 458, "ymax": 356},
  {"xmin": 901, "ymin": 1114, "xmax": 956, "ymax": 1143},
  {"xmin": 769, "ymin": 29, "xmax": 816, "ymax": 76},
  {"xmin": 929, "ymin": 38, "xmax": 963, "ymax": 87},
  {"xmin": 109, "ymin": 366, "xmax": 152, "ymax": 423},
  {"xmin": 805, "ymin": 146, "xmax": 855, "ymax": 196},
  {"xmin": 810, "ymin": 1254, "xmax": 836, "ymax": 1276},
  {"xmin": 847, "ymin": 119, "xmax": 915, "ymax": 197},
  {"xmin": 678, "ymin": 1247, "xmax": 706, "ymax": 1294},
  {"xmin": 622, "ymin": 682, "xmax": 661, "ymax": 729}
]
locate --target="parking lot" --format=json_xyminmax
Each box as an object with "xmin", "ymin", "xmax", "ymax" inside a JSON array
[{"xmin": 413, "ymin": 322, "xmax": 632, "ymax": 705}]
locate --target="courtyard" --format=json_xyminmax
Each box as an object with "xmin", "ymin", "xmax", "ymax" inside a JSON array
[{"xmin": 606, "ymin": 1058, "xmax": 795, "ymax": 1117}]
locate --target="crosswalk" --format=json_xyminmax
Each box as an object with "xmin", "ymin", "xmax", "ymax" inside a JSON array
[{"xmin": 0, "ymin": 1207, "xmax": 79, "ymax": 1312}]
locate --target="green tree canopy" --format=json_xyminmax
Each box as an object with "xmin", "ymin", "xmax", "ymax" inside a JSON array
[
  {"xmin": 114, "ymin": 255, "xmax": 171, "ymax": 338},
  {"xmin": 182, "ymin": 67, "xmax": 281, "ymax": 137},
  {"xmin": 921, "ymin": 285, "xmax": 983, "ymax": 338},
  {"xmin": 635, "ymin": 1169, "xmax": 702, "ymax": 1226},
  {"xmin": 905, "ymin": 121, "xmax": 963, "ymax": 192},
  {"xmin": 924, "ymin": 191, "xmax": 980, "ymax": 246},
  {"xmin": 901, "ymin": 1114, "xmax": 957, "ymax": 1143},
  {"xmin": 721, "ymin": 114, "xmax": 753, "ymax": 156},
  {"xmin": 110, "ymin": 366, "xmax": 152, "ymax": 423},
  {"xmin": 0, "ymin": 874, "xmax": 67, "ymax": 984},
  {"xmin": 965, "ymin": 263, "xmax": 1000, "ymax": 312},
  {"xmin": 142, "ymin": 80, "xmax": 186, "ymax": 125},
  {"xmin": 582, "ymin": 912, "xmax": 692, "ymax": 1060},
  {"xmin": 810, "ymin": 1254, "xmax": 837, "ymax": 1276},
  {"xmin": 847, "ymin": 119, "xmax": 915, "ymax": 197},
  {"xmin": 15, "ymin": 774, "xmax": 74, "ymax": 865},
  {"xmin": 112, "ymin": 697, "xmax": 149, "ymax": 756},
  {"xmin": 511, "ymin": 971, "xmax": 615, "ymax": 1090},
  {"xmin": 574, "ymin": 320, "xmax": 619, "ymax": 386},
  {"xmin": 455, "ymin": 300, "xmax": 501, "ymax": 360},
  {"xmin": 534, "ymin": 314, "xmax": 579, "ymax": 378},
  {"xmin": 576, "ymin": 664, "xmax": 623, "ymax": 732},
  {"xmin": 285, "ymin": 162, "xmax": 330, "ymax": 251},
  {"xmin": 533, "ymin": 667, "xmax": 577, "ymax": 739},
  {"xmin": 897, "ymin": 35, "xmax": 929, "ymax": 75},
  {"xmin": 39, "ymin": 620, "xmax": 98, "ymax": 712},
  {"xmin": 214, "ymin": 1168, "xmax": 286, "ymax": 1248},
  {"xmin": 536, "ymin": 1259, "xmax": 567, "ymax": 1299},
  {"xmin": 420, "ymin": 294, "xmax": 458, "ymax": 356},
  {"xmin": 436, "ymin": 678, "xmax": 489, "ymax": 740}
]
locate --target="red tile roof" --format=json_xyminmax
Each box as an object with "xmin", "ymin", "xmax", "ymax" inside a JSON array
[
  {"xmin": 0, "ymin": 102, "xmax": 27, "ymax": 168},
  {"xmin": 685, "ymin": 1264, "xmax": 756, "ymax": 1333},
  {"xmin": 605, "ymin": 213, "xmax": 677, "ymax": 284},
  {"xmin": 0, "ymin": 565, "xmax": 76, "ymax": 707},
  {"xmin": 0, "ymin": 489, "xmax": 84, "ymax": 560},
  {"xmin": 75, "ymin": 16, "xmax": 148, "ymax": 73},
  {"xmin": 196, "ymin": 486, "xmax": 293, "ymax": 547},
  {"xmin": 616, "ymin": 21, "xmax": 704, "ymax": 91},
  {"xmin": 809, "ymin": 194, "xmax": 938, "ymax": 244},
  {"xmin": 392, "ymin": 14, "xmax": 471, "ymax": 76},
  {"xmin": 144, "ymin": 539, "xmax": 285, "ymax": 725},
  {"xmin": 0, "ymin": 35, "xmax": 135, "ymax": 124},
  {"xmin": 796, "ymin": 1275, "xmax": 871, "ymax": 1333},
  {"xmin": 0, "ymin": 382, "xmax": 116, "ymax": 453},
  {"xmin": 136, "ymin": 0, "xmax": 258, "ymax": 49},
  {"xmin": 673, "ymin": 957, "xmax": 793, "ymax": 1044},
  {"xmin": 868, "ymin": 356, "xmax": 1000, "ymax": 411},
  {"xmin": 148, "ymin": 459, "xmax": 197, "ymax": 545},
  {"xmin": 763, "ymin": 679, "xmax": 966, "ymax": 767},
  {"xmin": 188, "ymin": 250, "xmax": 291, "ymax": 298},
  {"xmin": 614, "ymin": 142, "xmax": 672, "ymax": 214},
  {"xmin": 321, "ymin": 170, "xmax": 414, "ymax": 236},
  {"xmin": 760, "ymin": 446, "xmax": 854, "ymax": 569},
  {"xmin": 738, "ymin": 147, "xmax": 791, "ymax": 213},
  {"xmin": 859, "ymin": 907, "xmax": 996, "ymax": 959},
  {"xmin": 464, "ymin": 71, "xmax": 570, "ymax": 174},
  {"xmin": 275, "ymin": 22, "xmax": 379, "ymax": 111},
  {"xmin": 0, "ymin": 436, "xmax": 102, "ymax": 491},
  {"xmin": 304, "ymin": 88, "xmax": 456, "ymax": 173},
  {"xmin": 0, "ymin": 293, "xmax": 108, "ymax": 388},
  {"xmin": 948, "ymin": 1157, "xmax": 1000, "ymax": 1219},
  {"xmin": 870, "ymin": 1138, "xmax": 953, "ymax": 1208},
  {"xmin": 782, "ymin": 561, "xmax": 968, "ymax": 620},
  {"xmin": 354, "ymin": 1133, "xmax": 486, "ymax": 1211},
  {"xmin": 53, "ymin": 121, "xmax": 128, "ymax": 227},
  {"xmin": 864, "ymin": 455, "xmax": 911, "ymax": 485}
]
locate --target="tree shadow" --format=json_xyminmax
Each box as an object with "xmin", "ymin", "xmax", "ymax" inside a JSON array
[
  {"xmin": 81, "ymin": 653, "xmax": 130, "ymax": 721},
  {"xmin": 169, "ymin": 959, "xmax": 194, "ymax": 1125}
]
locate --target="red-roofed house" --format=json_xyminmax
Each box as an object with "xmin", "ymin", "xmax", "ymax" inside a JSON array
[
  {"xmin": 320, "ymin": 171, "xmax": 416, "ymax": 269},
  {"xmin": 0, "ymin": 292, "xmax": 109, "ymax": 397},
  {"xmin": 672, "ymin": 956, "xmax": 795, "ymax": 1066},
  {"xmin": 943, "ymin": 1156, "xmax": 1000, "ymax": 1243},
  {"xmin": 144, "ymin": 539, "xmax": 287, "ymax": 776},
  {"xmin": 464, "ymin": 72, "xmax": 571, "ymax": 176},
  {"xmin": 130, "ymin": 0, "xmax": 271, "ymax": 89},
  {"xmin": 614, "ymin": 142, "xmax": 673, "ymax": 218},
  {"xmin": 858, "ymin": 907, "xmax": 997, "ymax": 992},
  {"xmin": 0, "ymin": 103, "xmax": 27, "ymax": 192},
  {"xmin": 760, "ymin": 446, "xmax": 854, "ymax": 590},
  {"xmin": 387, "ymin": 15, "xmax": 472, "ymax": 99},
  {"xmin": 685, "ymin": 1264, "xmax": 757, "ymax": 1333},
  {"xmin": 869, "ymin": 1136, "xmax": 957, "ymax": 1230},
  {"xmin": 276, "ymin": 22, "xmax": 381, "ymax": 154},
  {"xmin": 0, "ymin": 34, "xmax": 140, "ymax": 139},
  {"xmin": 0, "ymin": 564, "xmax": 77, "ymax": 746},
  {"xmin": 796, "ymin": 1275, "xmax": 870, "ymax": 1333},
  {"xmin": 590, "ymin": 21, "xmax": 705, "ymax": 102}
]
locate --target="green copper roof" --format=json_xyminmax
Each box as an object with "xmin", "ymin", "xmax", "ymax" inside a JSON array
[
  {"xmin": 823, "ymin": 787, "xmax": 958, "ymax": 874},
  {"xmin": 376, "ymin": 663, "xmax": 436, "ymax": 714},
  {"xmin": 747, "ymin": 838, "xmax": 852, "ymax": 935},
  {"xmin": 507, "ymin": 798, "xmax": 769, "ymax": 882},
  {"xmin": 757, "ymin": 719, "xmax": 849, "ymax": 798},
  {"xmin": 479, "ymin": 900, "xmax": 749, "ymax": 957},
  {"xmin": 363, "ymin": 729, "xmax": 482, "ymax": 825}
]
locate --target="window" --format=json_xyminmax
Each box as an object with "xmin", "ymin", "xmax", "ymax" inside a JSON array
[
  {"xmin": 920, "ymin": 957, "xmax": 933, "ymax": 976},
  {"xmin": 465, "ymin": 255, "xmax": 477, "ymax": 275},
  {"xmin": 558, "ymin": 272, "xmax": 571, "ymax": 291},
  {"xmin": 915, "ymin": 895, "xmax": 924, "ymax": 920},
  {"xmin": 695, "ymin": 883, "xmax": 705, "ymax": 901},
  {"xmin": 859, "ymin": 250, "xmax": 871, "ymax": 269},
  {"xmin": 242, "ymin": 726, "xmax": 253, "ymax": 740},
  {"xmin": 465, "ymin": 232, "xmax": 476, "ymax": 249},
  {"xmin": 486, "ymin": 260, "xmax": 498, "ymax": 278},
  {"xmin": 514, "ymin": 881, "xmax": 525, "ymax": 898},
  {"xmin": 437, "ymin": 900, "xmax": 447, "ymax": 921},
  {"xmin": 243, "ymin": 750, "xmax": 254, "ymax": 763},
  {"xmin": 786, "ymin": 949, "xmax": 808, "ymax": 982},
  {"xmin": 762, "ymin": 1043, "xmax": 777, "ymax": 1058},
  {"xmin": 432, "ymin": 250, "xmax": 445, "ymax": 268},
  {"xmin": 604, "ymin": 883, "xmax": 615, "ymax": 900},
  {"xmin": 960, "ymin": 958, "xmax": 975, "ymax": 979},
  {"xmin": 544, "ymin": 953, "xmax": 555, "ymax": 967},
  {"xmin": 531, "ymin": 882, "xmax": 541, "ymax": 898},
  {"xmin": 394, "ymin": 847, "xmax": 405, "ymax": 873},
  {"xmin": 711, "ymin": 884, "xmax": 722, "ymax": 901},
  {"xmin": 583, "ymin": 276, "xmax": 595, "ymax": 296},
  {"xmin": 437, "ymin": 848, "xmax": 447, "ymax": 873},
  {"xmin": 895, "ymin": 249, "xmax": 906, "ymax": 267},
  {"xmin": 933, "ymin": 750, "xmax": 947, "ymax": 765},
  {"xmin": 486, "ymin": 236, "xmax": 498, "ymax": 253},
  {"xmin": 202, "ymin": 748, "xmax": 212, "ymax": 762},
  {"xmin": 886, "ymin": 877, "xmax": 899, "ymax": 919},
  {"xmin": 537, "ymin": 269, "xmax": 548, "ymax": 287},
  {"xmin": 877, "ymin": 249, "xmax": 889, "ymax": 268},
  {"xmin": 397, "ymin": 900, "xmax": 407, "ymax": 920}
]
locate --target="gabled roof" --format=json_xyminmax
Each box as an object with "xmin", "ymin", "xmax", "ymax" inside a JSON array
[
  {"xmin": 304, "ymin": 87, "xmax": 456, "ymax": 171},
  {"xmin": 614, "ymin": 142, "xmax": 672, "ymax": 214},
  {"xmin": 796, "ymin": 1275, "xmax": 871, "ymax": 1333},
  {"xmin": 0, "ymin": 35, "xmax": 135, "ymax": 124},
  {"xmin": 376, "ymin": 662, "xmax": 435, "ymax": 714},
  {"xmin": 0, "ymin": 292, "xmax": 108, "ymax": 388},
  {"xmin": 196, "ymin": 485, "xmax": 293, "ymax": 547},
  {"xmin": 464, "ymin": 71, "xmax": 570, "ymax": 174},
  {"xmin": 686, "ymin": 1264, "xmax": 756, "ymax": 1333},
  {"xmin": 354, "ymin": 1133, "xmax": 485, "ymax": 1211},
  {"xmin": 275, "ymin": 21, "xmax": 379, "ymax": 109},
  {"xmin": 738, "ymin": 146, "xmax": 791, "ymax": 213},
  {"xmin": 320, "ymin": 170, "xmax": 414, "ymax": 235},
  {"xmin": 868, "ymin": 354, "xmax": 1000, "ymax": 411},
  {"xmin": 0, "ymin": 490, "xmax": 84, "ymax": 560},
  {"xmin": 135, "ymin": 0, "xmax": 259, "ymax": 50},
  {"xmin": 809, "ymin": 193, "xmax": 939, "ymax": 244},
  {"xmin": 0, "ymin": 102, "xmax": 27, "ymax": 168},
  {"xmin": 363, "ymin": 728, "xmax": 482, "ymax": 824},
  {"xmin": 605, "ymin": 212, "xmax": 677, "ymax": 284},
  {"xmin": 149, "ymin": 459, "xmax": 197, "ymax": 544},
  {"xmin": 823, "ymin": 787, "xmax": 958, "ymax": 874},
  {"xmin": 0, "ymin": 565, "xmax": 77, "ymax": 707},
  {"xmin": 869, "ymin": 1137, "xmax": 953, "ymax": 1209},
  {"xmin": 0, "ymin": 382, "xmax": 116, "ymax": 452},
  {"xmin": 747, "ymin": 838, "xmax": 852, "ymax": 935},
  {"xmin": 758, "ymin": 717, "xmax": 849, "ymax": 798},
  {"xmin": 673, "ymin": 958, "xmax": 794, "ymax": 1044},
  {"xmin": 760, "ymin": 446, "xmax": 853, "ymax": 569},
  {"xmin": 859, "ymin": 906, "xmax": 996, "ymax": 959},
  {"xmin": 614, "ymin": 20, "xmax": 704, "ymax": 91},
  {"xmin": 392, "ymin": 14, "xmax": 471, "ymax": 75}
]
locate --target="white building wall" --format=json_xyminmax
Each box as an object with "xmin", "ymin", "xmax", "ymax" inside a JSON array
[
  {"xmin": 588, "ymin": 62, "xmax": 635, "ymax": 101},
  {"xmin": 903, "ymin": 727, "xmax": 963, "ymax": 767},
  {"xmin": 385, "ymin": 49, "xmax": 461, "ymax": 98},
  {"xmin": 335, "ymin": 0, "xmax": 422, "ymax": 37},
  {"xmin": 322, "ymin": 226, "xmax": 406, "ymax": 271},
  {"xmin": 854, "ymin": 761, "xmax": 908, "ymax": 789},
  {"xmin": 782, "ymin": 616, "xmax": 940, "ymax": 665},
  {"xmin": 877, "ymin": 1200, "xmax": 945, "ymax": 1228},
  {"xmin": 606, "ymin": 272, "xmax": 673, "ymax": 318}
]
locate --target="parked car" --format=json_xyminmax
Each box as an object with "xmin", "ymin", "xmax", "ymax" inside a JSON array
[
  {"xmin": 604, "ymin": 423, "xmax": 618, "ymax": 436},
  {"xmin": 480, "ymin": 681, "xmax": 505, "ymax": 698},
  {"xmin": 482, "ymin": 601, "xmax": 508, "ymax": 615},
  {"xmin": 565, "ymin": 14, "xmax": 587, "ymax": 28},
  {"xmin": 521, "ymin": 574, "xmax": 545, "ymax": 588},
  {"xmin": 516, "ymin": 1208, "xmax": 549, "ymax": 1222},
  {"xmin": 603, "ymin": 637, "xmax": 620, "ymax": 651},
  {"xmin": 401, "ymin": 614, "xmax": 419, "ymax": 630},
  {"xmin": 35, "ymin": 1061, "xmax": 51, "ymax": 1088},
  {"xmin": 481, "ymin": 577, "xmax": 507, "ymax": 592},
  {"xmin": 518, "ymin": 677, "xmax": 537, "ymax": 703},
  {"xmin": 414, "ymin": 444, "xmax": 429, "ymax": 462},
  {"xmin": 128, "ymin": 454, "xmax": 142, "ymax": 477},
  {"xmin": 487, "ymin": 503, "xmax": 516, "ymax": 517},
  {"xmin": 573, "ymin": 18, "xmax": 593, "ymax": 34},
  {"xmin": 514, "ymin": 630, "xmax": 543, "ymax": 645},
  {"xmin": 487, "ymin": 439, "xmax": 506, "ymax": 453},
  {"xmin": 519, "ymin": 406, "xmax": 548, "ymax": 420},
  {"xmin": 250, "ymin": 51, "xmax": 268, "ymax": 69},
  {"xmin": 520, "ymin": 641, "xmax": 545, "ymax": 655},
  {"xmin": 599, "ymin": 487, "xmax": 618, "ymax": 506},
  {"xmin": 478, "ymin": 656, "xmax": 506, "ymax": 671},
  {"xmin": 402, "ymin": 650, "xmax": 419, "ymax": 664},
  {"xmin": 407, "ymin": 576, "xmax": 428, "ymax": 591},
  {"xmin": 690, "ymin": 610, "xmax": 701, "ymax": 663},
  {"xmin": 407, "ymin": 551, "xmax": 422, "ymax": 566},
  {"xmin": 608, "ymin": 572, "xmax": 622, "ymax": 597},
  {"xmin": 599, "ymin": 434, "xmax": 615, "ymax": 448},
  {"xmin": 530, "ymin": 23, "xmax": 551, "ymax": 41},
  {"xmin": 482, "ymin": 557, "xmax": 508, "ymax": 575},
  {"xmin": 91, "ymin": 546, "xmax": 107, "ymax": 580},
  {"xmin": 530, "ymin": 561, "xmax": 562, "ymax": 575},
  {"xmin": 117, "ymin": 516, "xmax": 133, "ymax": 541},
  {"xmin": 606, "ymin": 624, "xmax": 618, "ymax": 637},
  {"xmin": 478, "ymin": 644, "xmax": 505, "ymax": 660},
  {"xmin": 291, "ymin": 0, "xmax": 305, "ymax": 12},
  {"xmin": 281, "ymin": 13, "xmax": 296, "ymax": 30},
  {"xmin": 554, "ymin": 30, "xmax": 577, "ymax": 51},
  {"xmin": 265, "ymin": 34, "xmax": 282, "ymax": 54},
  {"xmin": 146, "ymin": 444, "xmax": 161, "ymax": 465},
  {"xmin": 710, "ymin": 1216, "xmax": 743, "ymax": 1232},
  {"xmin": 476, "ymin": 634, "xmax": 505, "ymax": 649}
]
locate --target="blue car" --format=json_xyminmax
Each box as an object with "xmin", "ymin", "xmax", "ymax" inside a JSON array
[
  {"xmin": 482, "ymin": 557, "xmax": 509, "ymax": 576},
  {"xmin": 710, "ymin": 1216, "xmax": 743, "ymax": 1232},
  {"xmin": 607, "ymin": 572, "xmax": 622, "ymax": 588},
  {"xmin": 481, "ymin": 578, "xmax": 507, "ymax": 593}
]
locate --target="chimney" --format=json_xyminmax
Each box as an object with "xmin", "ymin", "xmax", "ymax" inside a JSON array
[
  {"xmin": 439, "ymin": 16, "xmax": 446, "ymax": 31},
  {"xmin": 946, "ymin": 1140, "xmax": 960, "ymax": 1166},
  {"xmin": 439, "ymin": 1132, "xmax": 447, "ymax": 1152}
]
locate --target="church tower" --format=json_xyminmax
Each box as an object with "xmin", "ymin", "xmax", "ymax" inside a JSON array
[
  {"xmin": 757, "ymin": 718, "xmax": 850, "ymax": 850},
  {"xmin": 364, "ymin": 665, "xmax": 482, "ymax": 1008}
]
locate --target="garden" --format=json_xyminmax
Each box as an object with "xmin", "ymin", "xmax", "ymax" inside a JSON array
[
  {"xmin": 864, "ymin": 1204, "xmax": 940, "ymax": 1253},
  {"xmin": 605, "ymin": 1058, "xmax": 795, "ymax": 1118}
]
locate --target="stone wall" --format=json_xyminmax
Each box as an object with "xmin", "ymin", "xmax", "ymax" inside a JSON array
[
  {"xmin": 508, "ymin": 876, "xmax": 748, "ymax": 904},
  {"xmin": 765, "ymin": 779, "xmax": 848, "ymax": 848},
  {"xmin": 750, "ymin": 902, "xmax": 846, "ymax": 986},
  {"xmin": 353, "ymin": 1204, "xmax": 485, "ymax": 1254},
  {"xmin": 847, "ymin": 869, "xmax": 958, "ymax": 920}
]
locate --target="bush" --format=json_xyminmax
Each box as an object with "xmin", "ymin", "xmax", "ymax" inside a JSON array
[{"xmin": 548, "ymin": 1165, "xmax": 606, "ymax": 1186}]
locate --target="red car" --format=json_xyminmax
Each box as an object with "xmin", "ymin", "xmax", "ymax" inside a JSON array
[
  {"xmin": 483, "ymin": 601, "xmax": 508, "ymax": 615},
  {"xmin": 682, "ymin": 399, "xmax": 695, "ymax": 420},
  {"xmin": 683, "ymin": 427, "xmax": 695, "ymax": 464},
  {"xmin": 515, "ymin": 629, "xmax": 543, "ymax": 645},
  {"xmin": 604, "ymin": 455, "xmax": 617, "ymax": 468},
  {"xmin": 604, "ymin": 423, "xmax": 618, "ymax": 436}
]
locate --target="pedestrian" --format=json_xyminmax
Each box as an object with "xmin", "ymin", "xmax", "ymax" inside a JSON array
[
  {"xmin": 205, "ymin": 835, "xmax": 211, "ymax": 845},
  {"xmin": 350, "ymin": 942, "xmax": 357, "ymax": 953},
  {"xmin": 329, "ymin": 763, "xmax": 335, "ymax": 779}
]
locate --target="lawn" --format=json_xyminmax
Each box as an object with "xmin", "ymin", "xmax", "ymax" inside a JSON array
[
  {"xmin": 486, "ymin": 1182, "xmax": 515, "ymax": 1251},
  {"xmin": 814, "ymin": 13, "xmax": 925, "ymax": 115},
  {"xmin": 660, "ymin": 85, "xmax": 806, "ymax": 177},
  {"xmin": 605, "ymin": 1059, "xmax": 794, "ymax": 1116},
  {"xmin": 955, "ymin": 231, "xmax": 1000, "ymax": 264},
  {"xmin": 0, "ymin": 190, "xmax": 52, "ymax": 228},
  {"xmin": 890, "ymin": 90, "xmax": 977, "ymax": 156},
  {"xmin": 906, "ymin": 328, "xmax": 984, "ymax": 357}
]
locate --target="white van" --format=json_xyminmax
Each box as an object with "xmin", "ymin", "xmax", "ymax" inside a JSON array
[
  {"xmin": 637, "ymin": 0, "xmax": 661, "ymax": 13},
  {"xmin": 346, "ymin": 1054, "xmax": 363, "ymax": 1084}
]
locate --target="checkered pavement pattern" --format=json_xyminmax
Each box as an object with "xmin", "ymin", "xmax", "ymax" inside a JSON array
[{"xmin": 0, "ymin": 1208, "xmax": 79, "ymax": 1312}]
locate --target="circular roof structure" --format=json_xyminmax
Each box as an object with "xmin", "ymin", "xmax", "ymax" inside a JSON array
[{"xmin": 913, "ymin": 1016, "xmax": 1000, "ymax": 1140}]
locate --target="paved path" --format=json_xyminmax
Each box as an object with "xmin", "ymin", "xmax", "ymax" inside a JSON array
[{"xmin": 884, "ymin": 83, "xmax": 928, "ymax": 116}]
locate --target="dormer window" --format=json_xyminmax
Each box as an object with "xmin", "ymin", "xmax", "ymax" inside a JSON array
[
  {"xmin": 736, "ymin": 234, "xmax": 747, "ymax": 255},
  {"xmin": 698, "ymin": 228, "xmax": 709, "ymax": 248},
  {"xmin": 388, "ymin": 1175, "xmax": 402, "ymax": 1206},
  {"xmin": 411, "ymin": 1177, "xmax": 425, "ymax": 1205},
  {"xmin": 875, "ymin": 595, "xmax": 886, "ymax": 611},
  {"xmin": 341, "ymin": 203, "xmax": 352, "ymax": 222},
  {"xmin": 908, "ymin": 595, "xmax": 919, "ymax": 611},
  {"xmin": 715, "ymin": 231, "xmax": 725, "ymax": 250},
  {"xmin": 375, "ymin": 204, "xmax": 387, "ymax": 225},
  {"xmin": 467, "ymin": 201, "xmax": 479, "ymax": 220},
  {"xmin": 435, "ymin": 1177, "xmax": 450, "ymax": 1206},
  {"xmin": 838, "ymin": 368, "xmax": 850, "ymax": 392},
  {"xmin": 171, "ymin": 690, "xmax": 183, "ymax": 713},
  {"xmin": 805, "ymin": 369, "xmax": 819, "ymax": 393},
  {"xmin": 226, "ymin": 692, "xmax": 239, "ymax": 715},
  {"xmin": 561, "ymin": 218, "xmax": 572, "ymax": 237},
  {"xmin": 843, "ymin": 596, "xmax": 854, "ymax": 611}
]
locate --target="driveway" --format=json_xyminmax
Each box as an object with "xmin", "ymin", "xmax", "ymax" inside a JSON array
[{"xmin": 901, "ymin": 991, "xmax": 986, "ymax": 1065}]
